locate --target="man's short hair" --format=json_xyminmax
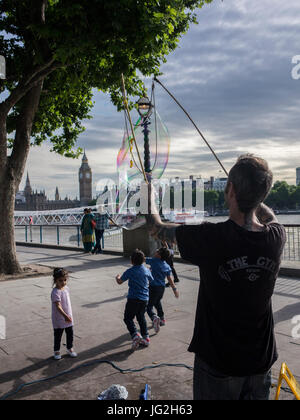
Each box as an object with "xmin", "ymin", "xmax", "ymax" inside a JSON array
[
  {"xmin": 227, "ymin": 154, "xmax": 273, "ymax": 213},
  {"xmin": 131, "ymin": 249, "xmax": 145, "ymax": 266}
]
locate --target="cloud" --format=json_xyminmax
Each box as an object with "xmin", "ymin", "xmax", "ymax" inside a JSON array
[{"xmin": 21, "ymin": 0, "xmax": 300, "ymax": 199}]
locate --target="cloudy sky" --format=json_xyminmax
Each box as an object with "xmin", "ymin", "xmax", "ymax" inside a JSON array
[{"xmin": 19, "ymin": 0, "xmax": 300, "ymax": 199}]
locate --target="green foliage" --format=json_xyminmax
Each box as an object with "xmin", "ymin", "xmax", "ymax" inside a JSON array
[
  {"xmin": 204, "ymin": 182, "xmax": 300, "ymax": 212},
  {"xmin": 265, "ymin": 181, "xmax": 300, "ymax": 210},
  {"xmin": 0, "ymin": 0, "xmax": 213, "ymax": 157}
]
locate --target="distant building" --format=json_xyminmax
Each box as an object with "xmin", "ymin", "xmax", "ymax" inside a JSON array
[
  {"xmin": 79, "ymin": 151, "xmax": 93, "ymax": 206},
  {"xmin": 213, "ymin": 177, "xmax": 228, "ymax": 191},
  {"xmin": 203, "ymin": 176, "xmax": 228, "ymax": 191},
  {"xmin": 297, "ymin": 167, "xmax": 300, "ymax": 186},
  {"xmin": 15, "ymin": 151, "xmax": 93, "ymax": 211}
]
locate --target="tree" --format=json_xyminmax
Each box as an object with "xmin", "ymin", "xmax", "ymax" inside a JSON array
[
  {"xmin": 290, "ymin": 185, "xmax": 300, "ymax": 210},
  {"xmin": 0, "ymin": 0, "xmax": 213, "ymax": 274},
  {"xmin": 204, "ymin": 190, "xmax": 218, "ymax": 213}
]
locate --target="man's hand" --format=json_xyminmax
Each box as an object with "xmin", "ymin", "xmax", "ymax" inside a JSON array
[{"xmin": 256, "ymin": 203, "xmax": 278, "ymax": 224}]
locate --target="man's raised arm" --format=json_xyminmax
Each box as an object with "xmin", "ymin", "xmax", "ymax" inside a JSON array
[
  {"xmin": 143, "ymin": 182, "xmax": 180, "ymax": 243},
  {"xmin": 145, "ymin": 213, "xmax": 179, "ymax": 244}
]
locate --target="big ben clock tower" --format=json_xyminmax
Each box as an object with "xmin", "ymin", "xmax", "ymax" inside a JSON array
[{"xmin": 79, "ymin": 151, "xmax": 92, "ymax": 206}]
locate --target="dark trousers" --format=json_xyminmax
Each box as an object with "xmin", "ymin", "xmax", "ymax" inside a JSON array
[
  {"xmin": 165, "ymin": 256, "xmax": 179, "ymax": 282},
  {"xmin": 54, "ymin": 327, "xmax": 74, "ymax": 352},
  {"xmin": 193, "ymin": 355, "xmax": 272, "ymax": 400},
  {"xmin": 93, "ymin": 229, "xmax": 104, "ymax": 253},
  {"xmin": 147, "ymin": 286, "xmax": 165, "ymax": 321},
  {"xmin": 124, "ymin": 299, "xmax": 148, "ymax": 339}
]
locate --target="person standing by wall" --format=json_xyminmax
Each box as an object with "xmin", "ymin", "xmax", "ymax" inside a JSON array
[
  {"xmin": 92, "ymin": 205, "xmax": 109, "ymax": 255},
  {"xmin": 80, "ymin": 208, "xmax": 95, "ymax": 253}
]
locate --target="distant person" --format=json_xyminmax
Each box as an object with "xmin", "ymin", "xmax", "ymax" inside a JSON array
[
  {"xmin": 51, "ymin": 268, "xmax": 77, "ymax": 360},
  {"xmin": 146, "ymin": 154, "xmax": 286, "ymax": 400},
  {"xmin": 80, "ymin": 208, "xmax": 95, "ymax": 253},
  {"xmin": 146, "ymin": 247, "xmax": 179, "ymax": 333},
  {"xmin": 116, "ymin": 249, "xmax": 153, "ymax": 350},
  {"xmin": 161, "ymin": 240, "xmax": 180, "ymax": 286},
  {"xmin": 92, "ymin": 205, "xmax": 110, "ymax": 255}
]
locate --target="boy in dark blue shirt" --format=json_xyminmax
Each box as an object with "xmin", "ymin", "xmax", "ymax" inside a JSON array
[
  {"xmin": 116, "ymin": 249, "xmax": 153, "ymax": 350},
  {"xmin": 146, "ymin": 248, "xmax": 179, "ymax": 334}
]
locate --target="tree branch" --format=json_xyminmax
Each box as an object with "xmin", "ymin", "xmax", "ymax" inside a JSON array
[
  {"xmin": 9, "ymin": 80, "xmax": 44, "ymax": 188},
  {"xmin": 0, "ymin": 60, "xmax": 62, "ymax": 116}
]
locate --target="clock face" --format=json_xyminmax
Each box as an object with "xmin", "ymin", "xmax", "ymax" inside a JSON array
[
  {"xmin": 79, "ymin": 173, "xmax": 83, "ymax": 179},
  {"xmin": 86, "ymin": 173, "xmax": 90, "ymax": 179}
]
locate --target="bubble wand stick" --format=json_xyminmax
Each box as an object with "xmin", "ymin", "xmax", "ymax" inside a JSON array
[{"xmin": 154, "ymin": 76, "xmax": 228, "ymax": 177}]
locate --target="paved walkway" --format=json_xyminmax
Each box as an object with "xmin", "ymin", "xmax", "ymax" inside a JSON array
[{"xmin": 0, "ymin": 246, "xmax": 299, "ymax": 400}]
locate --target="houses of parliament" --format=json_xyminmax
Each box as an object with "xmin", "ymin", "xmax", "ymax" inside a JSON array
[{"xmin": 15, "ymin": 152, "xmax": 93, "ymax": 211}]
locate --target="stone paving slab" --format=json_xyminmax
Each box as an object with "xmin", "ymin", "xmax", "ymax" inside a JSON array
[{"xmin": 0, "ymin": 246, "xmax": 299, "ymax": 400}]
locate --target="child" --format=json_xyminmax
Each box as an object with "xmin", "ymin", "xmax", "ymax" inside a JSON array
[
  {"xmin": 51, "ymin": 268, "xmax": 77, "ymax": 360},
  {"xmin": 146, "ymin": 248, "xmax": 179, "ymax": 334},
  {"xmin": 161, "ymin": 240, "xmax": 180, "ymax": 286},
  {"xmin": 116, "ymin": 249, "xmax": 153, "ymax": 350}
]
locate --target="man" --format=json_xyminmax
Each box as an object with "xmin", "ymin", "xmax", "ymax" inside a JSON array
[
  {"xmin": 147, "ymin": 154, "xmax": 286, "ymax": 400},
  {"xmin": 92, "ymin": 205, "xmax": 109, "ymax": 255}
]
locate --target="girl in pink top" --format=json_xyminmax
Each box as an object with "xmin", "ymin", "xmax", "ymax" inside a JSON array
[{"xmin": 51, "ymin": 268, "xmax": 77, "ymax": 360}]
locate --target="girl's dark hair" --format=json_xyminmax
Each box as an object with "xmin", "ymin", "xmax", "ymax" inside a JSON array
[
  {"xmin": 53, "ymin": 268, "xmax": 68, "ymax": 286},
  {"xmin": 131, "ymin": 249, "xmax": 145, "ymax": 266},
  {"xmin": 157, "ymin": 247, "xmax": 171, "ymax": 262}
]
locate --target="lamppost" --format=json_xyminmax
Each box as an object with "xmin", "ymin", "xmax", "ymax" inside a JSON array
[{"xmin": 137, "ymin": 96, "xmax": 153, "ymax": 180}]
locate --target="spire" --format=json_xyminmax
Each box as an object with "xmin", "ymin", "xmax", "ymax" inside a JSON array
[
  {"xmin": 25, "ymin": 172, "xmax": 31, "ymax": 187},
  {"xmin": 24, "ymin": 172, "xmax": 32, "ymax": 196},
  {"xmin": 82, "ymin": 148, "xmax": 88, "ymax": 163},
  {"xmin": 55, "ymin": 187, "xmax": 60, "ymax": 201}
]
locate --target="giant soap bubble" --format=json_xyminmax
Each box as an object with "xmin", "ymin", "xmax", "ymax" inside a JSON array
[
  {"xmin": 107, "ymin": 84, "xmax": 204, "ymax": 231},
  {"xmin": 111, "ymin": 102, "xmax": 171, "ymax": 230}
]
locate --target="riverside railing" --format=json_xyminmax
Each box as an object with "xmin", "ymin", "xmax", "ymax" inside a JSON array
[
  {"xmin": 14, "ymin": 225, "xmax": 123, "ymax": 251},
  {"xmin": 14, "ymin": 224, "xmax": 300, "ymax": 262}
]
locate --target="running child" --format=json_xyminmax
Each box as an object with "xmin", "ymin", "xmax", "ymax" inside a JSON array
[
  {"xmin": 161, "ymin": 240, "xmax": 180, "ymax": 286},
  {"xmin": 51, "ymin": 268, "xmax": 77, "ymax": 360},
  {"xmin": 116, "ymin": 249, "xmax": 153, "ymax": 350},
  {"xmin": 146, "ymin": 248, "xmax": 179, "ymax": 334}
]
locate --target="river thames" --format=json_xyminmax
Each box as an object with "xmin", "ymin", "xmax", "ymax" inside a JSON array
[{"xmin": 14, "ymin": 213, "xmax": 300, "ymax": 261}]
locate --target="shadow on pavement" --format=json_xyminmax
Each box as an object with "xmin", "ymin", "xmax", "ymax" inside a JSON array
[
  {"xmin": 82, "ymin": 293, "xmax": 128, "ymax": 308},
  {"xmin": 274, "ymin": 302, "xmax": 300, "ymax": 325},
  {"xmin": 0, "ymin": 333, "xmax": 133, "ymax": 400}
]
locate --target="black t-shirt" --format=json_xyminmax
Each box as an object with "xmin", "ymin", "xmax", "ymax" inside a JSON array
[{"xmin": 176, "ymin": 220, "xmax": 286, "ymax": 376}]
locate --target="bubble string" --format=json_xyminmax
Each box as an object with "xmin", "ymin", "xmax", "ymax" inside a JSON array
[
  {"xmin": 117, "ymin": 115, "xmax": 143, "ymax": 179},
  {"xmin": 121, "ymin": 74, "xmax": 148, "ymax": 184},
  {"xmin": 154, "ymin": 76, "xmax": 228, "ymax": 177}
]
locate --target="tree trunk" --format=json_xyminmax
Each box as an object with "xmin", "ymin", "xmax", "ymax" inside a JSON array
[
  {"xmin": 0, "ymin": 176, "xmax": 21, "ymax": 274},
  {"xmin": 0, "ymin": 81, "xmax": 44, "ymax": 275}
]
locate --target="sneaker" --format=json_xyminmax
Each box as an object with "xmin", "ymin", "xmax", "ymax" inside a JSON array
[
  {"xmin": 66, "ymin": 349, "xmax": 78, "ymax": 358},
  {"xmin": 131, "ymin": 333, "xmax": 142, "ymax": 351},
  {"xmin": 153, "ymin": 316, "xmax": 160, "ymax": 334},
  {"xmin": 54, "ymin": 352, "xmax": 62, "ymax": 361},
  {"xmin": 140, "ymin": 337, "xmax": 150, "ymax": 347},
  {"xmin": 160, "ymin": 319, "xmax": 166, "ymax": 326}
]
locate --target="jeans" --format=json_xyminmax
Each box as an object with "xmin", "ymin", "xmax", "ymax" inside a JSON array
[
  {"xmin": 147, "ymin": 286, "xmax": 165, "ymax": 321},
  {"xmin": 93, "ymin": 229, "xmax": 105, "ymax": 253},
  {"xmin": 124, "ymin": 299, "xmax": 148, "ymax": 338},
  {"xmin": 193, "ymin": 355, "xmax": 272, "ymax": 400},
  {"xmin": 54, "ymin": 327, "xmax": 74, "ymax": 352}
]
